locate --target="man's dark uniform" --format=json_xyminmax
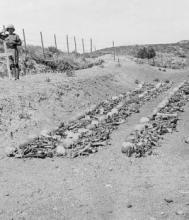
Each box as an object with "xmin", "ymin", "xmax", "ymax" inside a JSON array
[{"xmin": 0, "ymin": 24, "xmax": 22, "ymax": 79}]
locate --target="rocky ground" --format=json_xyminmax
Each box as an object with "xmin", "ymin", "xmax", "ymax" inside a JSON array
[{"xmin": 0, "ymin": 55, "xmax": 189, "ymax": 220}]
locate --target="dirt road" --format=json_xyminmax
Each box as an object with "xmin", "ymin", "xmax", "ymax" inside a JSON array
[{"xmin": 0, "ymin": 56, "xmax": 189, "ymax": 219}]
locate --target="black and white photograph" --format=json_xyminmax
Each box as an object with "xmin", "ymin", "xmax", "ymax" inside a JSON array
[{"xmin": 0, "ymin": 0, "xmax": 189, "ymax": 219}]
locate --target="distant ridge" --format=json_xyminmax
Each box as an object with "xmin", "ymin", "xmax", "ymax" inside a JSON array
[{"xmin": 178, "ymin": 40, "xmax": 189, "ymax": 44}]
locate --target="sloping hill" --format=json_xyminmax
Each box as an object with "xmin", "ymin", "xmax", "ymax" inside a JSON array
[
  {"xmin": 95, "ymin": 41, "xmax": 189, "ymax": 57},
  {"xmin": 92, "ymin": 41, "xmax": 189, "ymax": 69}
]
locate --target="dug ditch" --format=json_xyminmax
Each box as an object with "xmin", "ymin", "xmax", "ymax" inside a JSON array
[{"xmin": 6, "ymin": 81, "xmax": 174, "ymax": 159}]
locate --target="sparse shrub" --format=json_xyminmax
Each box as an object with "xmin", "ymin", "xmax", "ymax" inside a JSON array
[
  {"xmin": 38, "ymin": 94, "xmax": 47, "ymax": 102},
  {"xmin": 56, "ymin": 90, "xmax": 64, "ymax": 97},
  {"xmin": 178, "ymin": 53, "xmax": 186, "ymax": 58},
  {"xmin": 154, "ymin": 78, "xmax": 160, "ymax": 82},
  {"xmin": 19, "ymin": 112, "xmax": 31, "ymax": 120},
  {"xmin": 137, "ymin": 47, "xmax": 156, "ymax": 59},
  {"xmin": 135, "ymin": 79, "xmax": 140, "ymax": 84},
  {"xmin": 25, "ymin": 45, "xmax": 52, "ymax": 60},
  {"xmin": 137, "ymin": 47, "xmax": 148, "ymax": 59},
  {"xmin": 165, "ymin": 79, "xmax": 170, "ymax": 83},
  {"xmin": 22, "ymin": 57, "xmax": 36, "ymax": 69},
  {"xmin": 147, "ymin": 47, "xmax": 156, "ymax": 59},
  {"xmin": 48, "ymin": 46, "xmax": 60, "ymax": 54}
]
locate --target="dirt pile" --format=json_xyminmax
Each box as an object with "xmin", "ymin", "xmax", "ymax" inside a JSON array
[
  {"xmin": 7, "ymin": 81, "xmax": 172, "ymax": 159},
  {"xmin": 122, "ymin": 81, "xmax": 189, "ymax": 157}
]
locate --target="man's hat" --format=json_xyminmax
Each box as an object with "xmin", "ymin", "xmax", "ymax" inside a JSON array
[{"xmin": 6, "ymin": 24, "xmax": 15, "ymax": 31}]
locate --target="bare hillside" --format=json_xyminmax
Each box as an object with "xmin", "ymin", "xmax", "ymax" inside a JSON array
[{"xmin": 93, "ymin": 41, "xmax": 189, "ymax": 70}]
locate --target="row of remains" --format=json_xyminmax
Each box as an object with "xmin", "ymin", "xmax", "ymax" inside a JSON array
[
  {"xmin": 122, "ymin": 81, "xmax": 189, "ymax": 157},
  {"xmin": 6, "ymin": 81, "xmax": 172, "ymax": 158}
]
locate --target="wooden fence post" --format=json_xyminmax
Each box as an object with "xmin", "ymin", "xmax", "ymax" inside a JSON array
[
  {"xmin": 40, "ymin": 32, "xmax": 45, "ymax": 58},
  {"xmin": 113, "ymin": 41, "xmax": 116, "ymax": 61},
  {"xmin": 66, "ymin": 35, "xmax": 70, "ymax": 54},
  {"xmin": 3, "ymin": 25, "xmax": 11, "ymax": 79},
  {"xmin": 82, "ymin": 38, "xmax": 85, "ymax": 54},
  {"xmin": 90, "ymin": 38, "xmax": 92, "ymax": 53},
  {"xmin": 54, "ymin": 34, "xmax": 57, "ymax": 49},
  {"xmin": 22, "ymin": 29, "xmax": 27, "ymax": 54},
  {"xmin": 74, "ymin": 36, "xmax": 77, "ymax": 53}
]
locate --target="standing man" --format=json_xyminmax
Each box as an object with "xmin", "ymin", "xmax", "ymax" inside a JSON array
[{"xmin": 0, "ymin": 24, "xmax": 22, "ymax": 80}]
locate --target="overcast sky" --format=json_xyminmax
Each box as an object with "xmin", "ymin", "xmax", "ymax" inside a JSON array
[{"xmin": 1, "ymin": 0, "xmax": 189, "ymax": 52}]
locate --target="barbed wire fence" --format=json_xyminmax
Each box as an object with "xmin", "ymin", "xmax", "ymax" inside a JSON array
[
  {"xmin": 20, "ymin": 29, "xmax": 117, "ymax": 58},
  {"xmin": 22, "ymin": 29, "xmax": 98, "ymax": 57}
]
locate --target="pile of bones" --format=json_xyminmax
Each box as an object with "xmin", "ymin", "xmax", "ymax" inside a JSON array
[
  {"xmin": 9, "ymin": 81, "xmax": 172, "ymax": 158},
  {"xmin": 121, "ymin": 81, "xmax": 189, "ymax": 157}
]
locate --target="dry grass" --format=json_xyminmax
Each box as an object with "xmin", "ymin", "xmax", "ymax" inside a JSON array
[{"xmin": 0, "ymin": 43, "xmax": 104, "ymax": 77}]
